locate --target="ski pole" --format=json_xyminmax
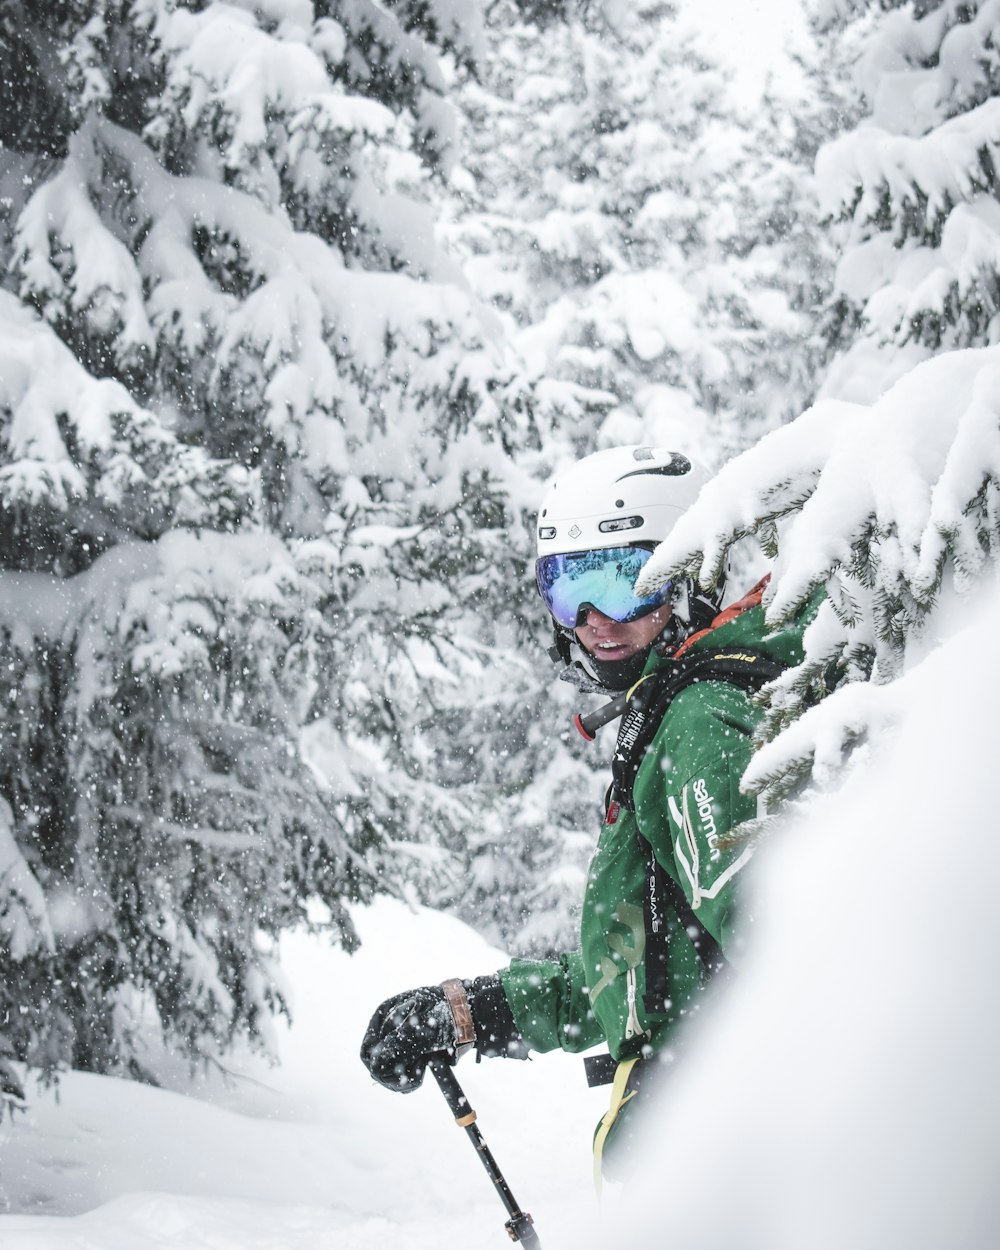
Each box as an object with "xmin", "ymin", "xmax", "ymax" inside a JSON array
[{"xmin": 429, "ymin": 1057, "xmax": 542, "ymax": 1249}]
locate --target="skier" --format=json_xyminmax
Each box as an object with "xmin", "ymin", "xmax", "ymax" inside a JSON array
[{"xmin": 361, "ymin": 445, "xmax": 818, "ymax": 1176}]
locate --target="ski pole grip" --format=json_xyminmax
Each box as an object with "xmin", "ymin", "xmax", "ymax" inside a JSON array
[{"xmin": 429, "ymin": 1056, "xmax": 476, "ymax": 1125}]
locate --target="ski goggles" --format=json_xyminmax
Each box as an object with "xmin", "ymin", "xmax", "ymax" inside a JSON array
[{"xmin": 535, "ymin": 545, "xmax": 670, "ymax": 629}]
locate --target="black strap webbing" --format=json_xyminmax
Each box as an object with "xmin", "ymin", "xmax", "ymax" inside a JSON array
[
  {"xmin": 611, "ymin": 647, "xmax": 785, "ymax": 813},
  {"xmin": 640, "ymin": 829, "xmax": 727, "ymax": 1012}
]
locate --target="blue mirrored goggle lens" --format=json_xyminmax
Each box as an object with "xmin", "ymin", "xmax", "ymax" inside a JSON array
[{"xmin": 535, "ymin": 547, "xmax": 670, "ymax": 629}]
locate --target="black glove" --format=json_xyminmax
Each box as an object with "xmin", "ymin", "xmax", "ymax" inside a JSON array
[
  {"xmin": 360, "ymin": 984, "xmax": 456, "ymax": 1093},
  {"xmin": 360, "ymin": 974, "xmax": 529, "ymax": 1094}
]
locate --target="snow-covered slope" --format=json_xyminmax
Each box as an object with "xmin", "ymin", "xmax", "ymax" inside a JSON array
[
  {"xmin": 0, "ymin": 902, "xmax": 608, "ymax": 1248},
  {"xmin": 620, "ymin": 574, "xmax": 1000, "ymax": 1250}
]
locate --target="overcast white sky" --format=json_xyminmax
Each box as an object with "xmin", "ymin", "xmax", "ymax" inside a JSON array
[{"xmin": 679, "ymin": 0, "xmax": 811, "ymax": 102}]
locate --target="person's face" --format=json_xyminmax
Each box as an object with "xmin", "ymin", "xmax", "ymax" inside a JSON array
[{"xmin": 574, "ymin": 605, "xmax": 671, "ymax": 664}]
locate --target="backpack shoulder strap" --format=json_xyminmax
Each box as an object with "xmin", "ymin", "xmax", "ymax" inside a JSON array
[{"xmin": 611, "ymin": 646, "xmax": 785, "ymax": 813}]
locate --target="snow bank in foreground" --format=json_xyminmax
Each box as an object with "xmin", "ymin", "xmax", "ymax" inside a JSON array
[{"xmin": 612, "ymin": 576, "xmax": 1000, "ymax": 1250}]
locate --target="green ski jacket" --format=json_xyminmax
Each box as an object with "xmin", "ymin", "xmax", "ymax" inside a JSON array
[{"xmin": 499, "ymin": 583, "xmax": 818, "ymax": 1077}]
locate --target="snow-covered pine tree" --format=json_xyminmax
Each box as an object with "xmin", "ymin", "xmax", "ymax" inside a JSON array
[
  {"xmin": 630, "ymin": 1, "xmax": 1000, "ymax": 818},
  {"xmin": 715, "ymin": 24, "xmax": 863, "ymax": 463},
  {"xmin": 814, "ymin": 0, "xmax": 1000, "ymax": 401},
  {"xmin": 436, "ymin": 0, "xmax": 717, "ymax": 953},
  {"xmin": 443, "ymin": 0, "xmax": 833, "ymax": 466},
  {"xmin": 0, "ymin": 0, "xmax": 550, "ymax": 1108}
]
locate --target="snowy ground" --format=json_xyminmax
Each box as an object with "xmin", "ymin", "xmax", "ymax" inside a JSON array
[{"xmin": 0, "ymin": 900, "xmax": 610, "ymax": 1250}]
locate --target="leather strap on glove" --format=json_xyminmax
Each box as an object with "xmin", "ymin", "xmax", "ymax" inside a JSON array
[{"xmin": 441, "ymin": 978, "xmax": 476, "ymax": 1058}]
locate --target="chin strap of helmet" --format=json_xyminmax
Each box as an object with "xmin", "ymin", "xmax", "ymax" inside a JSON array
[{"xmin": 548, "ymin": 629, "xmax": 607, "ymax": 695}]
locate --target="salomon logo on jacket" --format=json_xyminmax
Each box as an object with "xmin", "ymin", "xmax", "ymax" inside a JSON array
[{"xmin": 692, "ymin": 777, "xmax": 719, "ymax": 859}]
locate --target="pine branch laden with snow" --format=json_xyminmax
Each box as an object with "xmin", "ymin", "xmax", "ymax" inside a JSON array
[
  {"xmin": 11, "ymin": 90, "xmax": 527, "ymax": 507},
  {"xmin": 0, "ymin": 290, "xmax": 253, "ymax": 556},
  {"xmin": 636, "ymin": 344, "xmax": 1000, "ymax": 805},
  {"xmin": 813, "ymin": 0, "xmax": 1000, "ymax": 403}
]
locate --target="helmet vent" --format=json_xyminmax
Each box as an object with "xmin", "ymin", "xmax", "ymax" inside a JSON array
[{"xmin": 599, "ymin": 516, "xmax": 643, "ymax": 533}]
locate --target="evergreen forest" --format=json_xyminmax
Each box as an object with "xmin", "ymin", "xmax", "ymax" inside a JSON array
[{"xmin": 3, "ymin": 0, "xmax": 1000, "ymax": 1112}]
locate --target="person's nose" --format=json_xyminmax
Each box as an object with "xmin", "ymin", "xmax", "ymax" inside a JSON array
[{"xmin": 582, "ymin": 605, "xmax": 615, "ymax": 629}]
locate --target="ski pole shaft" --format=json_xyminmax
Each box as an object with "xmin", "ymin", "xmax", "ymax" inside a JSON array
[{"xmin": 429, "ymin": 1058, "xmax": 542, "ymax": 1249}]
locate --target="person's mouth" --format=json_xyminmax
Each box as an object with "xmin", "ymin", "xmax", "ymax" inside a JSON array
[{"xmin": 593, "ymin": 639, "xmax": 632, "ymax": 657}]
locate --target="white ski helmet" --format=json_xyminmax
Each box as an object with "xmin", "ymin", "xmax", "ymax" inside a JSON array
[
  {"xmin": 537, "ymin": 445, "xmax": 708, "ymax": 560},
  {"xmin": 535, "ymin": 446, "xmax": 720, "ymax": 691}
]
